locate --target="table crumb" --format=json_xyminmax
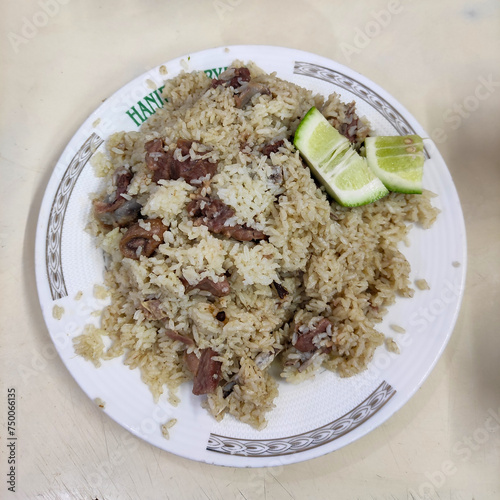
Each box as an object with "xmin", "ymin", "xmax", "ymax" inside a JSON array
[
  {"xmin": 452, "ymin": 261, "xmax": 461, "ymax": 267},
  {"xmin": 74, "ymin": 291, "xmax": 83, "ymax": 301},
  {"xmin": 94, "ymin": 397, "xmax": 106, "ymax": 409},
  {"xmin": 92, "ymin": 118, "xmax": 101, "ymax": 127}
]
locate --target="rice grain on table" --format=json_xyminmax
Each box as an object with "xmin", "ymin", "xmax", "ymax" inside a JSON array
[{"xmin": 78, "ymin": 63, "xmax": 438, "ymax": 429}]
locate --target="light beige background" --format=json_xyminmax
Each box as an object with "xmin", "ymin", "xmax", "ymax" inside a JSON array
[{"xmin": 1, "ymin": 1, "xmax": 499, "ymax": 499}]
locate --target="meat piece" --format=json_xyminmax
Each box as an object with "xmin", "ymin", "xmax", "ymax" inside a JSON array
[
  {"xmin": 144, "ymin": 138, "xmax": 217, "ymax": 185},
  {"xmin": 95, "ymin": 199, "xmax": 142, "ymax": 227},
  {"xmin": 227, "ymin": 225, "xmax": 267, "ymax": 242},
  {"xmin": 322, "ymin": 101, "xmax": 368, "ymax": 148},
  {"xmin": 260, "ymin": 140, "xmax": 284, "ymax": 157},
  {"xmin": 119, "ymin": 219, "xmax": 168, "ymax": 259},
  {"xmin": 94, "ymin": 168, "xmax": 132, "ymax": 214},
  {"xmin": 184, "ymin": 351, "xmax": 199, "ymax": 375},
  {"xmin": 272, "ymin": 281, "xmax": 289, "ymax": 299},
  {"xmin": 94, "ymin": 168, "xmax": 141, "ymax": 227},
  {"xmin": 140, "ymin": 299, "xmax": 167, "ymax": 320},
  {"xmin": 337, "ymin": 102, "xmax": 367, "ymax": 145},
  {"xmin": 165, "ymin": 330, "xmax": 197, "ymax": 373},
  {"xmin": 187, "ymin": 197, "xmax": 266, "ymax": 242},
  {"xmin": 211, "ymin": 67, "xmax": 251, "ymax": 89},
  {"xmin": 144, "ymin": 138, "xmax": 174, "ymax": 183},
  {"xmin": 228, "ymin": 67, "xmax": 251, "ymax": 88},
  {"xmin": 293, "ymin": 318, "xmax": 332, "ymax": 353},
  {"xmin": 180, "ymin": 276, "xmax": 230, "ymax": 297},
  {"xmin": 165, "ymin": 329, "xmax": 195, "ymax": 347},
  {"xmin": 234, "ymin": 81, "xmax": 271, "ymax": 108},
  {"xmin": 187, "ymin": 197, "xmax": 234, "ymax": 232},
  {"xmin": 171, "ymin": 139, "xmax": 217, "ymax": 184},
  {"xmin": 192, "ymin": 348, "xmax": 222, "ymax": 395}
]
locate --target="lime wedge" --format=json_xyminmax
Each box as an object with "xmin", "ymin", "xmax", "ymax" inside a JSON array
[
  {"xmin": 365, "ymin": 135, "xmax": 424, "ymax": 194},
  {"xmin": 294, "ymin": 107, "xmax": 388, "ymax": 207}
]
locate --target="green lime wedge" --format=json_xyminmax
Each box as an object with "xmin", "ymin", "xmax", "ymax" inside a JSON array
[
  {"xmin": 294, "ymin": 107, "xmax": 388, "ymax": 207},
  {"xmin": 365, "ymin": 135, "xmax": 424, "ymax": 194}
]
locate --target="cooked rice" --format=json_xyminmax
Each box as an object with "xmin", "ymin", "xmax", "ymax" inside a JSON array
[
  {"xmin": 161, "ymin": 418, "xmax": 177, "ymax": 440},
  {"xmin": 385, "ymin": 338, "xmax": 400, "ymax": 354},
  {"xmin": 74, "ymin": 324, "xmax": 106, "ymax": 367},
  {"xmin": 390, "ymin": 324, "xmax": 406, "ymax": 334},
  {"xmin": 93, "ymin": 284, "xmax": 110, "ymax": 299},
  {"xmin": 77, "ymin": 62, "xmax": 438, "ymax": 429},
  {"xmin": 415, "ymin": 278, "xmax": 431, "ymax": 290},
  {"xmin": 52, "ymin": 305, "xmax": 64, "ymax": 320}
]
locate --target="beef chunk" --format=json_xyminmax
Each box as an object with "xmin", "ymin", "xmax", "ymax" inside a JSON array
[
  {"xmin": 192, "ymin": 348, "xmax": 222, "ymax": 395},
  {"xmin": 181, "ymin": 276, "xmax": 230, "ymax": 297},
  {"xmin": 186, "ymin": 197, "xmax": 266, "ymax": 242},
  {"xmin": 293, "ymin": 318, "xmax": 332, "ymax": 353},
  {"xmin": 211, "ymin": 67, "xmax": 251, "ymax": 89},
  {"xmin": 144, "ymin": 138, "xmax": 217, "ymax": 185},
  {"xmin": 234, "ymin": 81, "xmax": 271, "ymax": 108},
  {"xmin": 184, "ymin": 351, "xmax": 200, "ymax": 375},
  {"xmin": 261, "ymin": 140, "xmax": 284, "ymax": 157},
  {"xmin": 140, "ymin": 299, "xmax": 167, "ymax": 320},
  {"xmin": 165, "ymin": 329, "xmax": 195, "ymax": 347},
  {"xmin": 144, "ymin": 138, "xmax": 174, "ymax": 183},
  {"xmin": 94, "ymin": 168, "xmax": 141, "ymax": 227},
  {"xmin": 119, "ymin": 219, "xmax": 168, "ymax": 259}
]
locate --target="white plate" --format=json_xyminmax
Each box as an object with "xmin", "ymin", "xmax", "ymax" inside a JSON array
[{"xmin": 35, "ymin": 45, "xmax": 466, "ymax": 467}]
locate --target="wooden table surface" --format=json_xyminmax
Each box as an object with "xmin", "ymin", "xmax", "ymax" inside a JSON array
[{"xmin": 1, "ymin": 1, "xmax": 499, "ymax": 498}]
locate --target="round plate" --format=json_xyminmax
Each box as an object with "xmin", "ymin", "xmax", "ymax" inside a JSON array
[{"xmin": 35, "ymin": 45, "xmax": 466, "ymax": 467}]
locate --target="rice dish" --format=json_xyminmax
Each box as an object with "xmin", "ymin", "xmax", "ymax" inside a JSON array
[{"xmin": 75, "ymin": 62, "xmax": 438, "ymax": 429}]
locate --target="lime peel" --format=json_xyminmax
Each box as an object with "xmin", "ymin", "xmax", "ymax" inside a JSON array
[
  {"xmin": 294, "ymin": 107, "xmax": 388, "ymax": 207},
  {"xmin": 365, "ymin": 135, "xmax": 424, "ymax": 194}
]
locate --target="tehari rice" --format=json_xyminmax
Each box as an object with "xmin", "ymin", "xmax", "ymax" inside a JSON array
[{"xmin": 75, "ymin": 62, "xmax": 438, "ymax": 429}]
